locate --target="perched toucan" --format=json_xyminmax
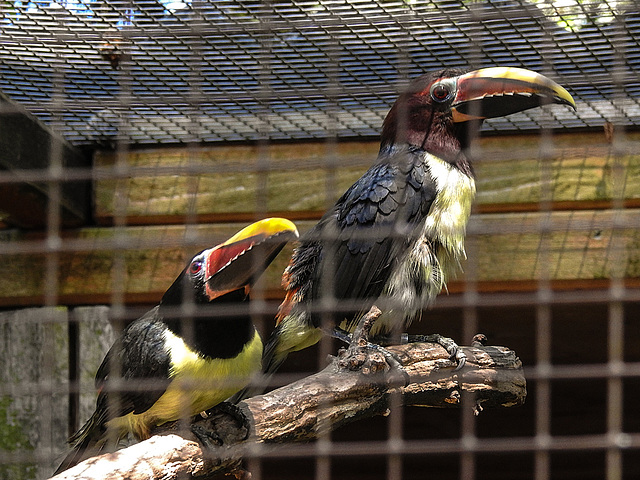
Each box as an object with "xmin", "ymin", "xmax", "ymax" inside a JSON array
[
  {"xmin": 259, "ymin": 67, "xmax": 576, "ymax": 380},
  {"xmin": 54, "ymin": 218, "xmax": 299, "ymax": 474}
]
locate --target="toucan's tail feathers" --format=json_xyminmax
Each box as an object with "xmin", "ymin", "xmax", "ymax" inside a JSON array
[{"xmin": 53, "ymin": 410, "xmax": 111, "ymax": 476}]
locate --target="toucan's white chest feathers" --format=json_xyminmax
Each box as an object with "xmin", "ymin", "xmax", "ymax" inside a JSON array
[
  {"xmin": 379, "ymin": 152, "xmax": 475, "ymax": 332},
  {"xmin": 421, "ymin": 154, "xmax": 476, "ymax": 256}
]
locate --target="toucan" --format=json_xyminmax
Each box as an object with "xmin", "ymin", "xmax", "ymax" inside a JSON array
[
  {"xmin": 54, "ymin": 218, "xmax": 299, "ymax": 474},
  {"xmin": 257, "ymin": 67, "xmax": 576, "ymax": 383}
]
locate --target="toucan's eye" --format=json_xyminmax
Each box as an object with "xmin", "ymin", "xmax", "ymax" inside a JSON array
[
  {"xmin": 189, "ymin": 261, "xmax": 203, "ymax": 275},
  {"xmin": 431, "ymin": 82, "xmax": 452, "ymax": 103}
]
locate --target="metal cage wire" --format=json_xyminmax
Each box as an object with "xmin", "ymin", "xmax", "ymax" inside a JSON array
[
  {"xmin": 1, "ymin": 0, "xmax": 639, "ymax": 144},
  {"xmin": 0, "ymin": 1, "xmax": 639, "ymax": 480}
]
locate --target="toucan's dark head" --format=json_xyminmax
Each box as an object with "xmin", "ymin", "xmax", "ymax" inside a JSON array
[
  {"xmin": 381, "ymin": 66, "xmax": 576, "ymax": 162},
  {"xmin": 161, "ymin": 218, "xmax": 299, "ymax": 306}
]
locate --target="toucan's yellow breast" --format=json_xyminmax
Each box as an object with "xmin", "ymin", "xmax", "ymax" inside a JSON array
[{"xmin": 107, "ymin": 328, "xmax": 263, "ymax": 439}]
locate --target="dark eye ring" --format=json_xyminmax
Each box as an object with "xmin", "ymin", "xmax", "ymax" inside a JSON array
[
  {"xmin": 431, "ymin": 83, "xmax": 451, "ymax": 102},
  {"xmin": 189, "ymin": 261, "xmax": 203, "ymax": 275}
]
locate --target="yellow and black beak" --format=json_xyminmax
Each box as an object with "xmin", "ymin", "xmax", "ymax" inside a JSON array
[
  {"xmin": 204, "ymin": 218, "xmax": 299, "ymax": 300},
  {"xmin": 451, "ymin": 67, "xmax": 576, "ymax": 122}
]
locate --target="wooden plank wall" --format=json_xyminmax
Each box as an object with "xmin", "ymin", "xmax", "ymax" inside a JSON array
[
  {"xmin": 0, "ymin": 130, "xmax": 638, "ymax": 307},
  {"xmin": 0, "ymin": 130, "xmax": 639, "ymax": 478}
]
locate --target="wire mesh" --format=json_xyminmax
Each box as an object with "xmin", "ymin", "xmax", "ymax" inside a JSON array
[
  {"xmin": 0, "ymin": 1, "xmax": 639, "ymax": 480},
  {"xmin": 1, "ymin": 0, "xmax": 640, "ymax": 145}
]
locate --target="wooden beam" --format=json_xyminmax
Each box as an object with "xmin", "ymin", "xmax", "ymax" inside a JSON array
[
  {"xmin": 2, "ymin": 279, "xmax": 640, "ymax": 309},
  {"xmin": 93, "ymin": 198, "xmax": 640, "ymax": 227},
  {"xmin": 0, "ymin": 210, "xmax": 638, "ymax": 307},
  {"xmin": 93, "ymin": 131, "xmax": 640, "ymax": 225},
  {"xmin": 0, "ymin": 92, "xmax": 90, "ymax": 228}
]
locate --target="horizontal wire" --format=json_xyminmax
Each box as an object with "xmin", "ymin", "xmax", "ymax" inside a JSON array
[{"xmin": 5, "ymin": 432, "xmax": 640, "ymax": 467}]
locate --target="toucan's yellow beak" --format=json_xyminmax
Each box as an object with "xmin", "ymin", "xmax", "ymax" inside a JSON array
[
  {"xmin": 451, "ymin": 66, "xmax": 576, "ymax": 122},
  {"xmin": 204, "ymin": 218, "xmax": 299, "ymax": 300}
]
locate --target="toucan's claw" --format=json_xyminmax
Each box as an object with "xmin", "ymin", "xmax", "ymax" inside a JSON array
[
  {"xmin": 192, "ymin": 401, "xmax": 252, "ymax": 449},
  {"xmin": 334, "ymin": 308, "xmax": 410, "ymax": 386},
  {"xmin": 191, "ymin": 423, "xmax": 225, "ymax": 449},
  {"xmin": 405, "ymin": 334, "xmax": 467, "ymax": 370}
]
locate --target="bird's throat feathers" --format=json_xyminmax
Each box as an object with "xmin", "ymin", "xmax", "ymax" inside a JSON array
[
  {"xmin": 159, "ymin": 290, "xmax": 256, "ymax": 361},
  {"xmin": 381, "ymin": 97, "xmax": 473, "ymax": 175}
]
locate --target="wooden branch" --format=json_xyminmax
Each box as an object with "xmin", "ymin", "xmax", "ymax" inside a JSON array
[
  {"xmin": 250, "ymin": 342, "xmax": 525, "ymax": 444},
  {"xmin": 50, "ymin": 341, "xmax": 524, "ymax": 480}
]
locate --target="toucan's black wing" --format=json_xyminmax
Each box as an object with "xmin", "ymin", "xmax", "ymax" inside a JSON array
[
  {"xmin": 94, "ymin": 307, "xmax": 172, "ymax": 419},
  {"xmin": 288, "ymin": 147, "xmax": 437, "ymax": 330}
]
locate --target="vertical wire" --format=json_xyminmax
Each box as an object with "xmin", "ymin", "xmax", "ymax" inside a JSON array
[
  {"xmin": 383, "ymin": 13, "xmax": 414, "ymax": 480},
  {"xmin": 535, "ymin": 63, "xmax": 556, "ymax": 472},
  {"xmin": 534, "ymin": 304, "xmax": 551, "ymax": 480},
  {"xmin": 256, "ymin": 0, "xmax": 273, "ymax": 224},
  {"xmin": 246, "ymin": 2, "xmax": 274, "ymax": 478},
  {"xmin": 387, "ymin": 367, "xmax": 403, "ymax": 480},
  {"xmin": 106, "ymin": 3, "xmax": 134, "ymax": 451},
  {"xmin": 533, "ymin": 132, "xmax": 553, "ymax": 480},
  {"xmin": 314, "ymin": 21, "xmax": 342, "ymax": 480},
  {"xmin": 45, "ymin": 45, "xmax": 63, "ymax": 308},
  {"xmin": 534, "ymin": 8, "xmax": 561, "ymax": 479},
  {"xmin": 460, "ymin": 4, "xmax": 485, "ymax": 479},
  {"xmin": 605, "ymin": 7, "xmax": 628, "ymax": 480},
  {"xmin": 607, "ymin": 300, "xmax": 624, "ymax": 480},
  {"xmin": 178, "ymin": 0, "xmax": 206, "ymax": 435},
  {"xmin": 42, "ymin": 36, "xmax": 65, "ymax": 471}
]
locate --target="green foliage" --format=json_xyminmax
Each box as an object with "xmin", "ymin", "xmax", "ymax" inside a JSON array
[{"xmin": 529, "ymin": 0, "xmax": 626, "ymax": 31}]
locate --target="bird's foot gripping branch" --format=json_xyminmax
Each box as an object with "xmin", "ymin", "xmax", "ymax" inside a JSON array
[
  {"xmin": 50, "ymin": 330, "xmax": 526, "ymax": 480},
  {"xmin": 336, "ymin": 305, "xmax": 405, "ymax": 378}
]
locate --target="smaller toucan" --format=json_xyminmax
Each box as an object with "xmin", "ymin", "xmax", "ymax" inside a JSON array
[{"xmin": 54, "ymin": 218, "xmax": 298, "ymax": 474}]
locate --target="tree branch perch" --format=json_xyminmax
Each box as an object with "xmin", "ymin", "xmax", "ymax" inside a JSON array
[{"xmin": 51, "ymin": 338, "xmax": 525, "ymax": 480}]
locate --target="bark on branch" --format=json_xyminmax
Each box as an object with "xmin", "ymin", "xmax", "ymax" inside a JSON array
[{"xmin": 51, "ymin": 337, "xmax": 525, "ymax": 480}]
